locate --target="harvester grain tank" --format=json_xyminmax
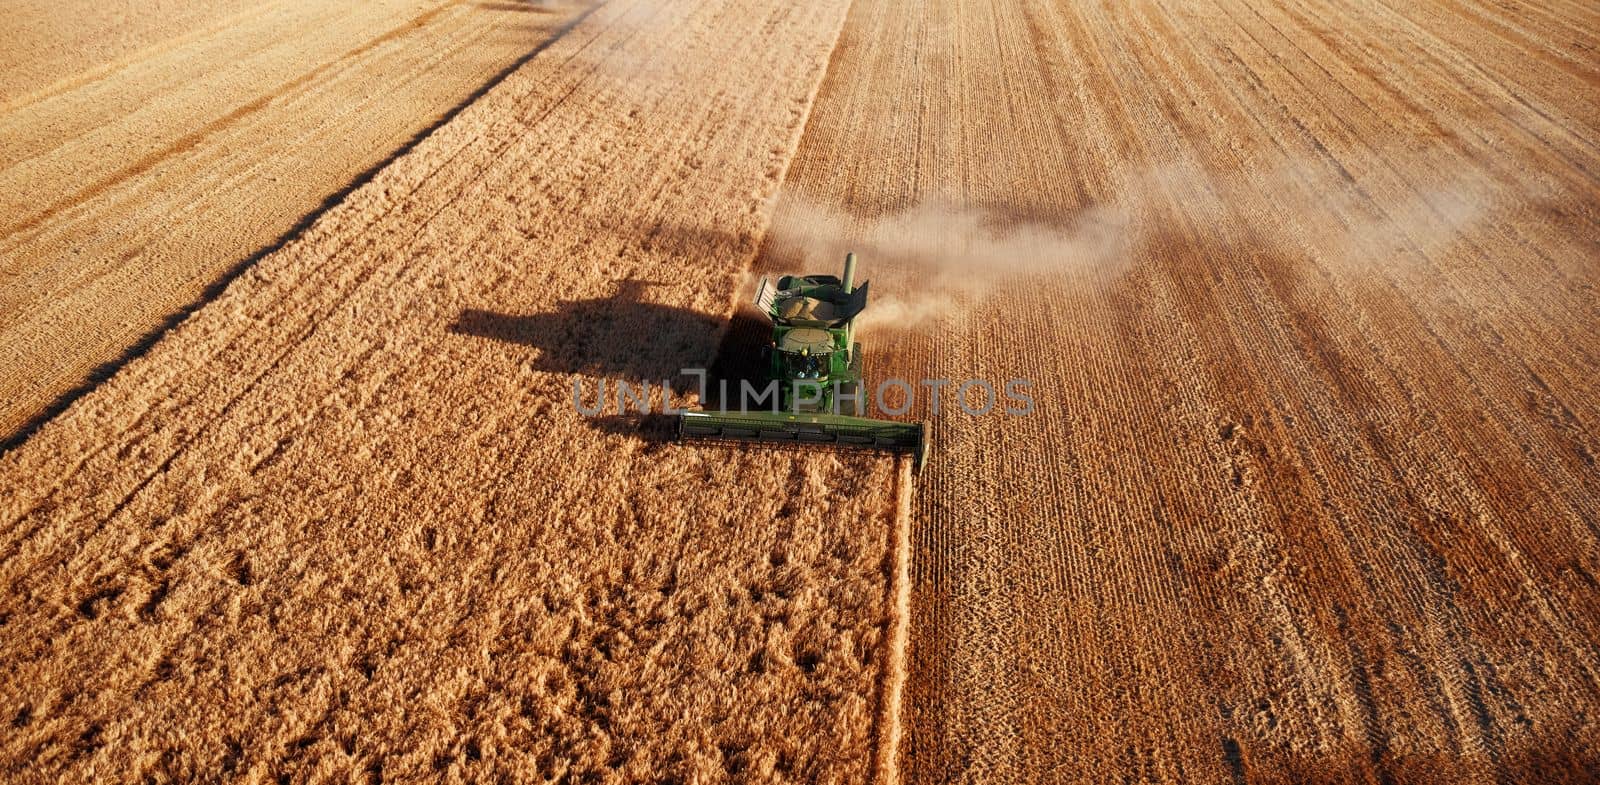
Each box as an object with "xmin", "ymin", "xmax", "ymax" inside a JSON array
[{"xmin": 678, "ymin": 253, "xmax": 928, "ymax": 467}]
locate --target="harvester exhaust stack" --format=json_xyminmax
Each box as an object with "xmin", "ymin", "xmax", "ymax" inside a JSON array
[{"xmin": 678, "ymin": 252, "xmax": 929, "ymax": 468}]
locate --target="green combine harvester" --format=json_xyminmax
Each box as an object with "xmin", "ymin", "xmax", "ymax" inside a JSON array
[{"xmin": 678, "ymin": 253, "xmax": 929, "ymax": 468}]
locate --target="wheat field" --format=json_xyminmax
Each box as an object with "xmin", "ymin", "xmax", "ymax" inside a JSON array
[
  {"xmin": 758, "ymin": 0, "xmax": 1600, "ymax": 781},
  {"xmin": 0, "ymin": 0, "xmax": 590, "ymax": 444},
  {"xmin": 3, "ymin": 0, "xmax": 1599, "ymax": 782},
  {"xmin": 0, "ymin": 0, "xmax": 911, "ymax": 781}
]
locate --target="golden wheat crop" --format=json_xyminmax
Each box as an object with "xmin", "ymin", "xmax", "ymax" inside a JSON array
[
  {"xmin": 0, "ymin": 0, "xmax": 911, "ymax": 781},
  {"xmin": 4, "ymin": 0, "xmax": 1600, "ymax": 782}
]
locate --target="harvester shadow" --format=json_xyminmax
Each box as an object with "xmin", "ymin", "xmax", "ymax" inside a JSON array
[
  {"xmin": 705, "ymin": 308, "xmax": 774, "ymax": 409},
  {"xmin": 584, "ymin": 413, "xmax": 678, "ymax": 445},
  {"xmin": 450, "ymin": 280, "xmax": 793, "ymax": 449},
  {"xmin": 449, "ymin": 281, "xmax": 722, "ymax": 381},
  {"xmin": 450, "ymin": 281, "xmax": 736, "ymax": 448},
  {"xmin": 0, "ymin": 1, "xmax": 605, "ymax": 457}
]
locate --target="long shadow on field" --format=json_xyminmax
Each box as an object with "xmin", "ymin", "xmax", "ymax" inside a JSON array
[
  {"xmin": 584, "ymin": 413, "xmax": 678, "ymax": 445},
  {"xmin": 450, "ymin": 280, "xmax": 723, "ymax": 382},
  {"xmin": 450, "ymin": 277, "xmax": 782, "ymax": 446},
  {"xmin": 0, "ymin": 1, "xmax": 604, "ymax": 457}
]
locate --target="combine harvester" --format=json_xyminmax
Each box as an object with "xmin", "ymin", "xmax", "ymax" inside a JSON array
[{"xmin": 678, "ymin": 253, "xmax": 929, "ymax": 468}]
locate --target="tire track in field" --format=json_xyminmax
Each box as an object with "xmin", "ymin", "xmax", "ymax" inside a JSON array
[
  {"xmin": 0, "ymin": 0, "xmax": 591, "ymax": 443},
  {"xmin": 0, "ymin": 2, "xmax": 611, "ymax": 505},
  {"xmin": 22, "ymin": 5, "xmax": 645, "ymax": 578},
  {"xmin": 0, "ymin": 0, "xmax": 288, "ymax": 110},
  {"xmin": 25, "ymin": 2, "xmax": 611, "ymax": 507},
  {"xmin": 0, "ymin": 0, "xmax": 473, "ymax": 241}
]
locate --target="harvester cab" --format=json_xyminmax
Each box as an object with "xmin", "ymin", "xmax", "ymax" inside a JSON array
[
  {"xmin": 678, "ymin": 253, "xmax": 929, "ymax": 468},
  {"xmin": 757, "ymin": 256, "xmax": 869, "ymax": 416}
]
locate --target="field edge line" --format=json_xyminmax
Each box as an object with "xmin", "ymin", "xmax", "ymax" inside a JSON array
[{"xmin": 874, "ymin": 456, "xmax": 915, "ymax": 785}]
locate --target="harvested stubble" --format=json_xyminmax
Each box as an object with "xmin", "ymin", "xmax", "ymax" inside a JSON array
[
  {"xmin": 0, "ymin": 0, "xmax": 586, "ymax": 444},
  {"xmin": 756, "ymin": 0, "xmax": 1600, "ymax": 782},
  {"xmin": 0, "ymin": 0, "xmax": 909, "ymax": 781}
]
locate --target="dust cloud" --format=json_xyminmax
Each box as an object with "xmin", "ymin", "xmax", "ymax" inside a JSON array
[
  {"xmin": 762, "ymin": 194, "xmax": 1132, "ymax": 332},
  {"xmin": 759, "ymin": 146, "xmax": 1530, "ymax": 332},
  {"xmin": 1148, "ymin": 146, "xmax": 1539, "ymax": 275}
]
